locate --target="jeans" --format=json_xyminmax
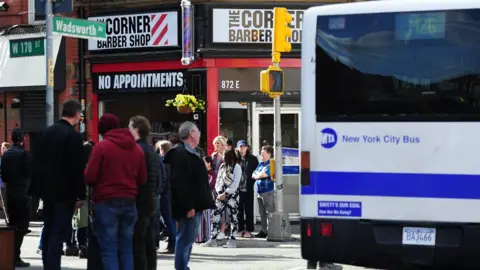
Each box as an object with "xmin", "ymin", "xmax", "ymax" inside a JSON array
[
  {"xmin": 7, "ymin": 199, "xmax": 30, "ymax": 261},
  {"xmin": 238, "ymin": 188, "xmax": 255, "ymax": 232},
  {"xmin": 160, "ymin": 192, "xmax": 176, "ymax": 249},
  {"xmin": 175, "ymin": 212, "xmax": 202, "ymax": 270},
  {"xmin": 154, "ymin": 195, "xmax": 161, "ymax": 247},
  {"xmin": 38, "ymin": 225, "xmax": 44, "ymax": 249},
  {"xmin": 94, "ymin": 198, "xmax": 137, "ymax": 270},
  {"xmin": 41, "ymin": 201, "xmax": 76, "ymax": 270},
  {"xmin": 257, "ymin": 191, "xmax": 274, "ymax": 233}
]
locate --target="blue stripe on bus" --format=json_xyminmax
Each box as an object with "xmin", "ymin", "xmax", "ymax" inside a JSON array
[
  {"xmin": 283, "ymin": 165, "xmax": 299, "ymax": 175},
  {"xmin": 301, "ymin": 171, "xmax": 480, "ymax": 199}
]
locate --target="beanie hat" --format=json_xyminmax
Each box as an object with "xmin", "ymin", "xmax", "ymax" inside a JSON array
[{"xmin": 98, "ymin": 113, "xmax": 120, "ymax": 135}]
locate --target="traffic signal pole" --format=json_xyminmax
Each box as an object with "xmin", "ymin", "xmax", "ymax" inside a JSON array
[
  {"xmin": 262, "ymin": 8, "xmax": 293, "ymax": 242},
  {"xmin": 45, "ymin": 0, "xmax": 54, "ymax": 126}
]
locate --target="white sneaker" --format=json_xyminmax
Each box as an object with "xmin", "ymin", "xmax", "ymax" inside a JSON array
[
  {"xmin": 217, "ymin": 232, "xmax": 226, "ymax": 240},
  {"xmin": 222, "ymin": 239, "xmax": 237, "ymax": 248},
  {"xmin": 201, "ymin": 239, "xmax": 217, "ymax": 247}
]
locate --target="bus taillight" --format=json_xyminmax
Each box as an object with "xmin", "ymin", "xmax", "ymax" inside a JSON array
[
  {"xmin": 321, "ymin": 223, "xmax": 333, "ymax": 237},
  {"xmin": 301, "ymin": 151, "xmax": 311, "ymax": 186},
  {"xmin": 307, "ymin": 223, "xmax": 312, "ymax": 237}
]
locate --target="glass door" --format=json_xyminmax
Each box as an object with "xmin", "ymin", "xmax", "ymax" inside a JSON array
[{"xmin": 252, "ymin": 106, "xmax": 301, "ymax": 221}]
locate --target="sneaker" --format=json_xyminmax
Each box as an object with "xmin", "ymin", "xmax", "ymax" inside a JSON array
[
  {"xmin": 217, "ymin": 232, "xmax": 226, "ymax": 240},
  {"xmin": 201, "ymin": 239, "xmax": 217, "ymax": 247},
  {"xmin": 319, "ymin": 263, "xmax": 343, "ymax": 270},
  {"xmin": 65, "ymin": 246, "xmax": 79, "ymax": 256},
  {"xmin": 255, "ymin": 231, "xmax": 268, "ymax": 238},
  {"xmin": 307, "ymin": 261, "xmax": 317, "ymax": 269},
  {"xmin": 15, "ymin": 259, "xmax": 30, "ymax": 268},
  {"xmin": 222, "ymin": 239, "xmax": 237, "ymax": 248},
  {"xmin": 243, "ymin": 231, "xmax": 253, "ymax": 238},
  {"xmin": 236, "ymin": 231, "xmax": 245, "ymax": 238},
  {"xmin": 160, "ymin": 247, "xmax": 175, "ymax": 254},
  {"xmin": 78, "ymin": 246, "xmax": 87, "ymax": 259}
]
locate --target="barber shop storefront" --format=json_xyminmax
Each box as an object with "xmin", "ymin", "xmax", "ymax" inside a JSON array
[
  {"xmin": 86, "ymin": 8, "xmax": 208, "ymax": 145},
  {"xmin": 92, "ymin": 63, "xmax": 206, "ymax": 143},
  {"xmin": 0, "ymin": 27, "xmax": 66, "ymax": 147}
]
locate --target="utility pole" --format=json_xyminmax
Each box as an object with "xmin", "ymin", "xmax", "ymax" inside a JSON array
[
  {"xmin": 259, "ymin": 7, "xmax": 293, "ymax": 242},
  {"xmin": 45, "ymin": 0, "xmax": 54, "ymax": 127}
]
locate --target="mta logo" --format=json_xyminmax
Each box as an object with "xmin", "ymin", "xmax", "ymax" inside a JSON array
[{"xmin": 320, "ymin": 128, "xmax": 337, "ymax": 149}]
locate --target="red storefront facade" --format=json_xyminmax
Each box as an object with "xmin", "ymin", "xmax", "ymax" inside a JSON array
[{"xmin": 90, "ymin": 58, "xmax": 300, "ymax": 154}]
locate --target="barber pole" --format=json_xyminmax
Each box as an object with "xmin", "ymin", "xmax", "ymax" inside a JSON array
[{"xmin": 181, "ymin": 0, "xmax": 194, "ymax": 65}]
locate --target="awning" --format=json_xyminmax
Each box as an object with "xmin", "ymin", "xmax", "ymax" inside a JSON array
[{"xmin": 0, "ymin": 25, "xmax": 66, "ymax": 92}]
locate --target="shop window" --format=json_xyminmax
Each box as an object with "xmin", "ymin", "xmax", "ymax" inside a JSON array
[
  {"xmin": 100, "ymin": 92, "xmax": 196, "ymax": 145},
  {"xmin": 219, "ymin": 105, "xmax": 248, "ymax": 145}
]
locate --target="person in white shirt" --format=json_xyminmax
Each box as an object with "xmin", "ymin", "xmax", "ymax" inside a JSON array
[{"xmin": 202, "ymin": 149, "xmax": 242, "ymax": 248}]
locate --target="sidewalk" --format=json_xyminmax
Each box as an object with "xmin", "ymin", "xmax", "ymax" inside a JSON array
[{"xmin": 17, "ymin": 221, "xmax": 372, "ymax": 269}]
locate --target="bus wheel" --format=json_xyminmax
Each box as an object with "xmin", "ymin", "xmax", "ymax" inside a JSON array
[{"xmin": 307, "ymin": 261, "xmax": 317, "ymax": 269}]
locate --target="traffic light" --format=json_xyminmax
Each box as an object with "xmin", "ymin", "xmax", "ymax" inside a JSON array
[
  {"xmin": 260, "ymin": 65, "xmax": 284, "ymax": 97},
  {"xmin": 272, "ymin": 7, "xmax": 293, "ymax": 53}
]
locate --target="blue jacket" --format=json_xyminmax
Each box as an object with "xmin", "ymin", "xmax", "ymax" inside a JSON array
[{"xmin": 254, "ymin": 160, "xmax": 274, "ymax": 194}]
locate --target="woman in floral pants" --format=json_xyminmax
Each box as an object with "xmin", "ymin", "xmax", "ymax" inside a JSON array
[{"xmin": 202, "ymin": 149, "xmax": 242, "ymax": 248}]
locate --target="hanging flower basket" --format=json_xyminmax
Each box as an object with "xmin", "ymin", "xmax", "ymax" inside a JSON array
[
  {"xmin": 165, "ymin": 94, "xmax": 206, "ymax": 113},
  {"xmin": 177, "ymin": 105, "xmax": 193, "ymax": 114}
]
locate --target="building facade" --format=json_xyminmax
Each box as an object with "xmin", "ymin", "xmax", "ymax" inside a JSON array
[
  {"xmin": 0, "ymin": 0, "xmax": 83, "ymax": 148},
  {"xmin": 76, "ymin": 0, "xmax": 348, "ymax": 219}
]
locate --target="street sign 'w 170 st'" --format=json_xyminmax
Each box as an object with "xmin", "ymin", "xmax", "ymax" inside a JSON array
[{"xmin": 53, "ymin": 16, "xmax": 107, "ymax": 40}]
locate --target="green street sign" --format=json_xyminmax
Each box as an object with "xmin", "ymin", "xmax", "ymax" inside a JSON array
[
  {"xmin": 53, "ymin": 16, "xmax": 107, "ymax": 40},
  {"xmin": 10, "ymin": 38, "xmax": 45, "ymax": 58}
]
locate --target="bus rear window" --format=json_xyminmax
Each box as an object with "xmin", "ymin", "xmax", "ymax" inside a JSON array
[{"xmin": 316, "ymin": 9, "xmax": 480, "ymax": 120}]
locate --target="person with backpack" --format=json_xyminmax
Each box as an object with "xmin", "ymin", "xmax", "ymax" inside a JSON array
[{"xmin": 202, "ymin": 149, "xmax": 242, "ymax": 248}]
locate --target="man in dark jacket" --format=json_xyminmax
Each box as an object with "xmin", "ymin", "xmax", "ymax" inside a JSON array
[
  {"xmin": 30, "ymin": 99, "xmax": 86, "ymax": 270},
  {"xmin": 2, "ymin": 128, "xmax": 30, "ymax": 267},
  {"xmin": 164, "ymin": 121, "xmax": 215, "ymax": 270},
  {"xmin": 129, "ymin": 115, "xmax": 159, "ymax": 270}
]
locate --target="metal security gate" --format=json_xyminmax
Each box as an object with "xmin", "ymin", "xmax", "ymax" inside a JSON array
[{"xmin": 21, "ymin": 91, "xmax": 58, "ymax": 132}]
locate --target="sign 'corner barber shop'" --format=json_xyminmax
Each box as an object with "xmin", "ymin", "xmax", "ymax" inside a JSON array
[
  {"xmin": 87, "ymin": 11, "xmax": 178, "ymax": 51},
  {"xmin": 212, "ymin": 8, "xmax": 304, "ymax": 44},
  {"xmin": 92, "ymin": 70, "xmax": 186, "ymax": 93}
]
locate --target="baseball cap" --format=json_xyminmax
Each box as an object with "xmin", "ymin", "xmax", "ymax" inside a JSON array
[{"xmin": 236, "ymin": 140, "xmax": 249, "ymax": 148}]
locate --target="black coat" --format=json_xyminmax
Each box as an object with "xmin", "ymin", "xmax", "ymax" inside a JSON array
[
  {"xmin": 242, "ymin": 154, "xmax": 259, "ymax": 192},
  {"xmin": 136, "ymin": 139, "xmax": 159, "ymax": 216},
  {"xmin": 1, "ymin": 144, "xmax": 30, "ymax": 201},
  {"xmin": 163, "ymin": 142, "xmax": 214, "ymax": 220},
  {"xmin": 29, "ymin": 119, "xmax": 86, "ymax": 203}
]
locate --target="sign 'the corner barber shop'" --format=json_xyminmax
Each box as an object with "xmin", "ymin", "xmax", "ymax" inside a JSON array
[
  {"xmin": 212, "ymin": 8, "xmax": 304, "ymax": 43},
  {"xmin": 87, "ymin": 11, "xmax": 178, "ymax": 50}
]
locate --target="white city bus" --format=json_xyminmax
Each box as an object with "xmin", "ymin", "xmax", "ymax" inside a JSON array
[{"xmin": 300, "ymin": 1, "xmax": 480, "ymax": 269}]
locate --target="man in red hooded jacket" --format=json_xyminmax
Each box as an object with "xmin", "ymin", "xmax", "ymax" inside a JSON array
[{"xmin": 84, "ymin": 113, "xmax": 146, "ymax": 270}]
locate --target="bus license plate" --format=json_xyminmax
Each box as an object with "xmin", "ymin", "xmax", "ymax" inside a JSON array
[{"xmin": 402, "ymin": 227, "xmax": 436, "ymax": 246}]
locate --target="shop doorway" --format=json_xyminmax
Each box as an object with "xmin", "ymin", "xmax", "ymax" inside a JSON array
[{"xmin": 252, "ymin": 105, "xmax": 301, "ymax": 222}]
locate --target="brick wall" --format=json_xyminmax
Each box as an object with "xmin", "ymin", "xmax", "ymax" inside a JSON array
[{"xmin": 0, "ymin": 0, "xmax": 29, "ymax": 26}]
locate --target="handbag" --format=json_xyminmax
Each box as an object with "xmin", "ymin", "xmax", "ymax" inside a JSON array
[{"xmin": 219, "ymin": 164, "xmax": 235, "ymax": 187}]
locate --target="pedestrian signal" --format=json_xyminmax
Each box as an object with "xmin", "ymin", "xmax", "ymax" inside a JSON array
[{"xmin": 260, "ymin": 65, "xmax": 284, "ymax": 97}]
